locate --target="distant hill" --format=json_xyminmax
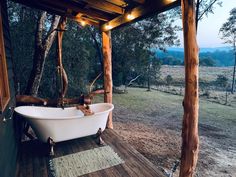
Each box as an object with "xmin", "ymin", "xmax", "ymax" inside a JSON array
[
  {"xmin": 167, "ymin": 47, "xmax": 231, "ymax": 53},
  {"xmin": 155, "ymin": 47, "xmax": 234, "ymax": 66}
]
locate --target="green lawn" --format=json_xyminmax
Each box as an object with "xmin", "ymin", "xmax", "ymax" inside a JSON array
[{"xmin": 95, "ymin": 87, "xmax": 236, "ymax": 140}]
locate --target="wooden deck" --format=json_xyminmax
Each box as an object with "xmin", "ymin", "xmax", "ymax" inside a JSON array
[{"xmin": 16, "ymin": 129, "xmax": 165, "ymax": 177}]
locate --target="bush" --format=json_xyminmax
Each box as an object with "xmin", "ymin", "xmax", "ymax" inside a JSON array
[
  {"xmin": 202, "ymin": 90, "xmax": 210, "ymax": 98},
  {"xmin": 166, "ymin": 75, "xmax": 173, "ymax": 85},
  {"xmin": 215, "ymin": 75, "xmax": 228, "ymax": 88}
]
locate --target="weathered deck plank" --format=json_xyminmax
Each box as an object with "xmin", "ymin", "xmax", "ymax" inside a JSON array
[{"xmin": 17, "ymin": 129, "xmax": 165, "ymax": 177}]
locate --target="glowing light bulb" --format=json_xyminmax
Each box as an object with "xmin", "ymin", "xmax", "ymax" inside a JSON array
[
  {"xmin": 80, "ymin": 21, "xmax": 86, "ymax": 26},
  {"xmin": 166, "ymin": 0, "xmax": 177, "ymax": 3},
  {"xmin": 105, "ymin": 25, "xmax": 112, "ymax": 30},
  {"xmin": 127, "ymin": 14, "xmax": 135, "ymax": 20}
]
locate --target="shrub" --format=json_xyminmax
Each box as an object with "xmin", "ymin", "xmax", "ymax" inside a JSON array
[{"xmin": 166, "ymin": 75, "xmax": 173, "ymax": 85}]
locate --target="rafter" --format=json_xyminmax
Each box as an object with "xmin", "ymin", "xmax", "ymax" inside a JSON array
[
  {"xmin": 85, "ymin": 0, "xmax": 125, "ymax": 14},
  {"xmin": 100, "ymin": 0, "xmax": 180, "ymax": 31},
  {"xmin": 12, "ymin": 0, "xmax": 66, "ymax": 16},
  {"xmin": 12, "ymin": 0, "xmax": 181, "ymax": 31},
  {"xmin": 131, "ymin": 0, "xmax": 145, "ymax": 4},
  {"xmin": 41, "ymin": 0, "xmax": 111, "ymax": 21},
  {"xmin": 105, "ymin": 0, "xmax": 128, "ymax": 7}
]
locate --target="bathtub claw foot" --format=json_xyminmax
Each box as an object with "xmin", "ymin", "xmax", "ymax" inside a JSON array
[
  {"xmin": 47, "ymin": 137, "xmax": 55, "ymax": 156},
  {"xmin": 95, "ymin": 128, "xmax": 105, "ymax": 145}
]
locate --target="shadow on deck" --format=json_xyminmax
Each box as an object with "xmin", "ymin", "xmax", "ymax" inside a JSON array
[{"xmin": 17, "ymin": 129, "xmax": 165, "ymax": 177}]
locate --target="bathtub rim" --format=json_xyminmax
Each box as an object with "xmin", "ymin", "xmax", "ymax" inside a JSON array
[{"xmin": 14, "ymin": 103, "xmax": 114, "ymax": 120}]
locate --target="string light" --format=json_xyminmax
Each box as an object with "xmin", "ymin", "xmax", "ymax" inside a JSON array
[
  {"xmin": 166, "ymin": 0, "xmax": 177, "ymax": 3},
  {"xmin": 105, "ymin": 24, "xmax": 112, "ymax": 30},
  {"xmin": 127, "ymin": 13, "xmax": 135, "ymax": 20},
  {"xmin": 80, "ymin": 20, "xmax": 86, "ymax": 26}
]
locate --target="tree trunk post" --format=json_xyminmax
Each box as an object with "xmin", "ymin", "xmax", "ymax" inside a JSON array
[
  {"xmin": 180, "ymin": 0, "xmax": 199, "ymax": 177},
  {"xmin": 102, "ymin": 31, "xmax": 113, "ymax": 129},
  {"xmin": 57, "ymin": 17, "xmax": 67, "ymax": 107}
]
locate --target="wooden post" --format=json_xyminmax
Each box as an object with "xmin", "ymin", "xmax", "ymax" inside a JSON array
[
  {"xmin": 102, "ymin": 31, "xmax": 113, "ymax": 129},
  {"xmin": 180, "ymin": 0, "xmax": 199, "ymax": 177},
  {"xmin": 57, "ymin": 17, "xmax": 68, "ymax": 106}
]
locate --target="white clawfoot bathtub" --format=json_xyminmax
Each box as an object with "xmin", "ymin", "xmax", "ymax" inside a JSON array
[{"xmin": 15, "ymin": 103, "xmax": 114, "ymax": 143}]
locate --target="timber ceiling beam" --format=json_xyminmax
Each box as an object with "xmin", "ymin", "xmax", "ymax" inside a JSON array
[
  {"xmin": 84, "ymin": 0, "xmax": 125, "ymax": 14},
  {"xmin": 12, "ymin": 0, "xmax": 100, "ymax": 26},
  {"xmin": 14, "ymin": 0, "xmax": 111, "ymax": 22},
  {"xmin": 12, "ymin": 0, "xmax": 66, "ymax": 15},
  {"xmin": 131, "ymin": 0, "xmax": 145, "ymax": 4},
  {"xmin": 105, "ymin": 0, "xmax": 128, "ymax": 7},
  {"xmin": 100, "ymin": 0, "xmax": 180, "ymax": 31},
  {"xmin": 41, "ymin": 0, "xmax": 111, "ymax": 21},
  {"xmin": 14, "ymin": 0, "xmax": 75, "ymax": 21}
]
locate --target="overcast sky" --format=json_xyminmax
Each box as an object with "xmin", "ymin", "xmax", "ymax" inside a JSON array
[{"xmin": 178, "ymin": 0, "xmax": 235, "ymax": 48}]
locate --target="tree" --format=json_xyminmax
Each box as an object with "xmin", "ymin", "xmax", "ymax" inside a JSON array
[
  {"xmin": 25, "ymin": 12, "xmax": 60, "ymax": 96},
  {"xmin": 8, "ymin": 3, "xmax": 37, "ymax": 94},
  {"xmin": 112, "ymin": 12, "xmax": 180, "ymax": 87},
  {"xmin": 172, "ymin": 0, "xmax": 222, "ymax": 31},
  {"xmin": 166, "ymin": 75, "xmax": 173, "ymax": 86},
  {"xmin": 215, "ymin": 75, "xmax": 228, "ymax": 88},
  {"xmin": 87, "ymin": 26, "xmax": 103, "ymax": 72},
  {"xmin": 8, "ymin": 4, "xmax": 99, "ymax": 98},
  {"xmin": 219, "ymin": 8, "xmax": 236, "ymax": 93},
  {"xmin": 195, "ymin": 0, "xmax": 222, "ymax": 31},
  {"xmin": 215, "ymin": 75, "xmax": 230, "ymax": 104},
  {"xmin": 160, "ymin": 56, "xmax": 182, "ymax": 65},
  {"xmin": 143, "ymin": 53, "xmax": 161, "ymax": 91},
  {"xmin": 199, "ymin": 57, "xmax": 215, "ymax": 66}
]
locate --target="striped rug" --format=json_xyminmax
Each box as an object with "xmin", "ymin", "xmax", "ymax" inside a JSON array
[{"xmin": 49, "ymin": 146, "xmax": 124, "ymax": 177}]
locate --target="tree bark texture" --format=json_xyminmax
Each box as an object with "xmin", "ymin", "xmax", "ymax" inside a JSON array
[
  {"xmin": 102, "ymin": 31, "xmax": 113, "ymax": 129},
  {"xmin": 25, "ymin": 12, "xmax": 60, "ymax": 96},
  {"xmin": 180, "ymin": 0, "xmax": 200, "ymax": 177}
]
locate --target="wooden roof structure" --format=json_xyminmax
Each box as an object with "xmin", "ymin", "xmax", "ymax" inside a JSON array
[
  {"xmin": 4, "ymin": 0, "xmax": 199, "ymax": 177},
  {"xmin": 12, "ymin": 0, "xmax": 180, "ymax": 31}
]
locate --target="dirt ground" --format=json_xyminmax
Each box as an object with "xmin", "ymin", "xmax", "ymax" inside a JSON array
[{"xmin": 111, "ymin": 88, "xmax": 236, "ymax": 177}]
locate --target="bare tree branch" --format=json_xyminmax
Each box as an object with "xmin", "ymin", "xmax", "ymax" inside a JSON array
[
  {"xmin": 197, "ymin": 0, "xmax": 218, "ymax": 21},
  {"xmin": 127, "ymin": 74, "xmax": 142, "ymax": 86}
]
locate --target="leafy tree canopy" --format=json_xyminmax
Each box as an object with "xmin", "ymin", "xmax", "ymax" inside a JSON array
[
  {"xmin": 219, "ymin": 7, "xmax": 236, "ymax": 93},
  {"xmin": 199, "ymin": 57, "xmax": 215, "ymax": 66},
  {"xmin": 219, "ymin": 8, "xmax": 236, "ymax": 45}
]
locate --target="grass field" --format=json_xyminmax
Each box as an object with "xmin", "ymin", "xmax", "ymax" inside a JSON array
[
  {"xmin": 161, "ymin": 65, "xmax": 233, "ymax": 82},
  {"xmin": 95, "ymin": 87, "xmax": 236, "ymax": 176},
  {"xmin": 158, "ymin": 65, "xmax": 236, "ymax": 107},
  {"xmin": 112, "ymin": 87, "xmax": 236, "ymax": 126}
]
